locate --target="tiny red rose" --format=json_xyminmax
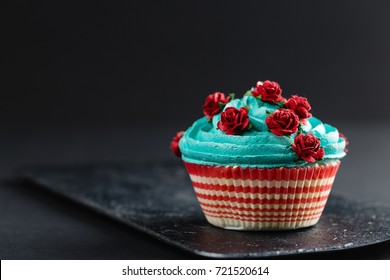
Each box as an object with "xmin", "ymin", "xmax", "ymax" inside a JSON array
[
  {"xmin": 217, "ymin": 107, "xmax": 249, "ymax": 135},
  {"xmin": 203, "ymin": 92, "xmax": 230, "ymax": 120},
  {"xmin": 265, "ymin": 108, "xmax": 299, "ymax": 136},
  {"xmin": 251, "ymin": 80, "xmax": 283, "ymax": 102},
  {"xmin": 292, "ymin": 133, "xmax": 325, "ymax": 163},
  {"xmin": 339, "ymin": 132, "xmax": 349, "ymax": 153},
  {"xmin": 285, "ymin": 95, "xmax": 312, "ymax": 123},
  {"xmin": 170, "ymin": 131, "xmax": 184, "ymax": 157}
]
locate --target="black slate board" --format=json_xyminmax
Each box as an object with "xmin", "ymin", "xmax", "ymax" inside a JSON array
[{"xmin": 22, "ymin": 160, "xmax": 390, "ymax": 258}]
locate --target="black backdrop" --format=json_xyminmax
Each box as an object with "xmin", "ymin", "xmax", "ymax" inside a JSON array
[{"xmin": 3, "ymin": 0, "xmax": 390, "ymax": 128}]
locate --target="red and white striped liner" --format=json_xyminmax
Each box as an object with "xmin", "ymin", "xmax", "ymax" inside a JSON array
[{"xmin": 184, "ymin": 161, "xmax": 340, "ymax": 230}]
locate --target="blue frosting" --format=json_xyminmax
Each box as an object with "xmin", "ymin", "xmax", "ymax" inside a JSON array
[{"xmin": 179, "ymin": 95, "xmax": 346, "ymax": 167}]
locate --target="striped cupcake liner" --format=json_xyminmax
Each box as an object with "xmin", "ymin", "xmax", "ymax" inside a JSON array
[{"xmin": 184, "ymin": 161, "xmax": 340, "ymax": 230}]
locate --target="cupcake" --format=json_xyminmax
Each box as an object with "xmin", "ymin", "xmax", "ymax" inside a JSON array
[{"xmin": 171, "ymin": 80, "xmax": 348, "ymax": 230}]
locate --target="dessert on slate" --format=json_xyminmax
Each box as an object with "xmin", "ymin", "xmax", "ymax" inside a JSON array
[{"xmin": 171, "ymin": 80, "xmax": 348, "ymax": 230}]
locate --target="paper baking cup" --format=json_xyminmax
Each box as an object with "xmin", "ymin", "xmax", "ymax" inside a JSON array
[{"xmin": 184, "ymin": 161, "xmax": 340, "ymax": 230}]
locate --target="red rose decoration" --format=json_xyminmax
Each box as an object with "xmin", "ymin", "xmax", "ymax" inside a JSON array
[
  {"xmin": 217, "ymin": 107, "xmax": 249, "ymax": 135},
  {"xmin": 292, "ymin": 133, "xmax": 325, "ymax": 163},
  {"xmin": 251, "ymin": 80, "xmax": 283, "ymax": 102},
  {"xmin": 265, "ymin": 108, "xmax": 299, "ymax": 136},
  {"xmin": 203, "ymin": 92, "xmax": 230, "ymax": 120},
  {"xmin": 339, "ymin": 132, "xmax": 349, "ymax": 153},
  {"xmin": 285, "ymin": 95, "xmax": 312, "ymax": 123},
  {"xmin": 170, "ymin": 131, "xmax": 184, "ymax": 157}
]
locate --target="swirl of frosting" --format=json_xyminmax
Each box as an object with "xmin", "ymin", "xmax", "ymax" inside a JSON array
[{"xmin": 179, "ymin": 95, "xmax": 346, "ymax": 167}]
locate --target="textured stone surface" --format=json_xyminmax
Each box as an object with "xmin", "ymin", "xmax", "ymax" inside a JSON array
[{"xmin": 23, "ymin": 160, "xmax": 390, "ymax": 258}]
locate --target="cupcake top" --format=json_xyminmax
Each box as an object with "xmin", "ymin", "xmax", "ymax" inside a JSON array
[{"xmin": 172, "ymin": 80, "xmax": 348, "ymax": 168}]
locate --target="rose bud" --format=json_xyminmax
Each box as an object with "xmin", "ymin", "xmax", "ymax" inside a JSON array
[
  {"xmin": 217, "ymin": 107, "xmax": 249, "ymax": 135},
  {"xmin": 266, "ymin": 108, "xmax": 299, "ymax": 136},
  {"xmin": 251, "ymin": 80, "xmax": 283, "ymax": 103},
  {"xmin": 170, "ymin": 131, "xmax": 185, "ymax": 157},
  {"xmin": 339, "ymin": 132, "xmax": 349, "ymax": 153},
  {"xmin": 203, "ymin": 92, "xmax": 230, "ymax": 120},
  {"xmin": 292, "ymin": 133, "xmax": 325, "ymax": 163},
  {"xmin": 285, "ymin": 95, "xmax": 312, "ymax": 123}
]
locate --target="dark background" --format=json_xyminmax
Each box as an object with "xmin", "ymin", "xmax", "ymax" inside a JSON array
[
  {"xmin": 3, "ymin": 0, "xmax": 390, "ymax": 127},
  {"xmin": 2, "ymin": 0, "xmax": 390, "ymax": 259}
]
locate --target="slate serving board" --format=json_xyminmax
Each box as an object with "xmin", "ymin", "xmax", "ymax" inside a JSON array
[{"xmin": 22, "ymin": 160, "xmax": 390, "ymax": 258}]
